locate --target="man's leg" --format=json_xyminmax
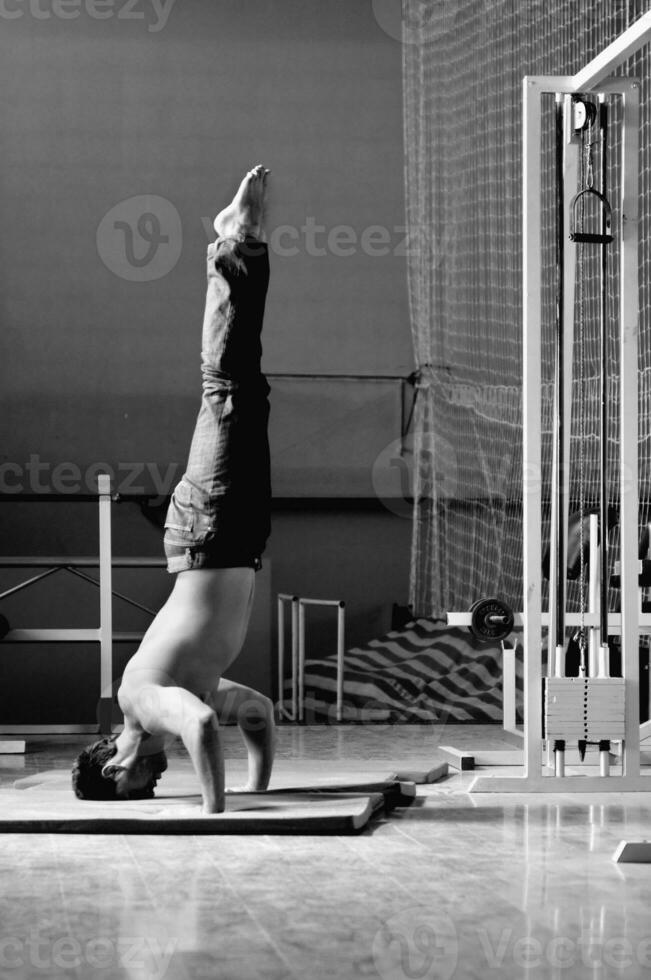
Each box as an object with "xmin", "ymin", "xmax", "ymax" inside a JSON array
[
  {"xmin": 205, "ymin": 679, "xmax": 276, "ymax": 792},
  {"xmin": 164, "ymin": 164, "xmax": 272, "ymax": 571}
]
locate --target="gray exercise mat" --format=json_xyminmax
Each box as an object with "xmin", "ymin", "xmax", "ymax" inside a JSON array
[
  {"xmin": 0, "ymin": 786, "xmax": 385, "ymax": 834},
  {"xmin": 3, "ymin": 758, "xmax": 429, "ymax": 834}
]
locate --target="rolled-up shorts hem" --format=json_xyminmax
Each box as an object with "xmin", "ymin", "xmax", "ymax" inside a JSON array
[{"xmin": 164, "ymin": 544, "xmax": 263, "ymax": 574}]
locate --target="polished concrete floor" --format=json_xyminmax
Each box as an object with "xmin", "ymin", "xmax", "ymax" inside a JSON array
[{"xmin": 2, "ymin": 725, "xmax": 651, "ymax": 980}]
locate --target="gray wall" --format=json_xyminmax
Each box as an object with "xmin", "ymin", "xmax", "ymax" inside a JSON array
[
  {"xmin": 1, "ymin": 0, "xmax": 411, "ymax": 487},
  {"xmin": 0, "ymin": 0, "xmax": 412, "ymax": 724}
]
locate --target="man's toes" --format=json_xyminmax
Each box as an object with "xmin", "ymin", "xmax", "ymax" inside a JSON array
[{"xmin": 241, "ymin": 167, "xmax": 263, "ymax": 194}]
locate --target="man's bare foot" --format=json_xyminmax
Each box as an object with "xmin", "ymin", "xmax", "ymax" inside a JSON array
[{"xmin": 213, "ymin": 165, "xmax": 269, "ymax": 242}]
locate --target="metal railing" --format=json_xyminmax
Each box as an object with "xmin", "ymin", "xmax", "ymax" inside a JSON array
[{"xmin": 0, "ymin": 475, "xmax": 165, "ymax": 738}]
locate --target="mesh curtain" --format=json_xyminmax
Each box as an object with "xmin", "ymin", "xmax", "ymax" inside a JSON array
[{"xmin": 403, "ymin": 0, "xmax": 651, "ymax": 618}]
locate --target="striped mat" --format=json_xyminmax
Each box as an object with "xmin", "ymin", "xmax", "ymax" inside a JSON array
[{"xmin": 285, "ymin": 618, "xmax": 524, "ymax": 723}]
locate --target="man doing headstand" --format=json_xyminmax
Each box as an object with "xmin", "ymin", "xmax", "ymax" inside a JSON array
[{"xmin": 72, "ymin": 166, "xmax": 275, "ymax": 814}]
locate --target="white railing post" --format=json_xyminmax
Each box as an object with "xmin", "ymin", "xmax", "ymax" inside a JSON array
[{"xmin": 97, "ymin": 474, "xmax": 113, "ymax": 734}]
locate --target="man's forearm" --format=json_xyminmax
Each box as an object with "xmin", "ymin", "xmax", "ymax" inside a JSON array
[{"xmin": 182, "ymin": 714, "xmax": 225, "ymax": 813}]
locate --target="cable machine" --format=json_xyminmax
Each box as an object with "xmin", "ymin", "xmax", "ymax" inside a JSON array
[
  {"xmin": 545, "ymin": 93, "xmax": 621, "ymax": 780},
  {"xmin": 467, "ymin": 73, "xmax": 643, "ymax": 793}
]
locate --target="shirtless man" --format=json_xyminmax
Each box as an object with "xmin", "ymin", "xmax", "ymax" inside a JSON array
[{"xmin": 72, "ymin": 166, "xmax": 275, "ymax": 813}]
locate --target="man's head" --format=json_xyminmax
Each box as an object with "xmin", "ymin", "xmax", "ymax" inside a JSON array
[{"xmin": 72, "ymin": 737, "xmax": 167, "ymax": 801}]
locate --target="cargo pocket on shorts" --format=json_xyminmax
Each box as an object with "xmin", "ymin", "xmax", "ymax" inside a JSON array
[
  {"xmin": 164, "ymin": 477, "xmax": 193, "ymax": 531},
  {"xmin": 164, "ymin": 478, "xmax": 214, "ymax": 547}
]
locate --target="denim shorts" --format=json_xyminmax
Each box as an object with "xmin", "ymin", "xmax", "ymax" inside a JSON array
[
  {"xmin": 163, "ymin": 236, "xmax": 271, "ymax": 574},
  {"xmin": 163, "ymin": 472, "xmax": 267, "ymax": 574}
]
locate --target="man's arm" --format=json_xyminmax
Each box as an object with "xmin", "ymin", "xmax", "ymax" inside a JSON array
[
  {"xmin": 119, "ymin": 684, "xmax": 225, "ymax": 813},
  {"xmin": 210, "ymin": 679, "xmax": 276, "ymax": 791}
]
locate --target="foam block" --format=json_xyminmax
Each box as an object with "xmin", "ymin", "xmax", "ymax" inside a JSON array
[
  {"xmin": 0, "ymin": 741, "xmax": 26, "ymax": 754},
  {"xmin": 613, "ymin": 841, "xmax": 651, "ymax": 863}
]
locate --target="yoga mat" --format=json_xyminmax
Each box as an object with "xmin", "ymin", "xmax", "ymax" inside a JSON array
[
  {"xmin": 0, "ymin": 787, "xmax": 385, "ymax": 835},
  {"xmin": 4, "ymin": 760, "xmax": 424, "ymax": 834}
]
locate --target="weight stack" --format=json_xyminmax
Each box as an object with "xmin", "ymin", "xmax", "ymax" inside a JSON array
[{"xmin": 543, "ymin": 677, "xmax": 626, "ymax": 741}]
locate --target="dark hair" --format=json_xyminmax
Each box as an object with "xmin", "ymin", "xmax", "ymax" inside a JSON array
[{"xmin": 71, "ymin": 737, "xmax": 167, "ymax": 801}]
